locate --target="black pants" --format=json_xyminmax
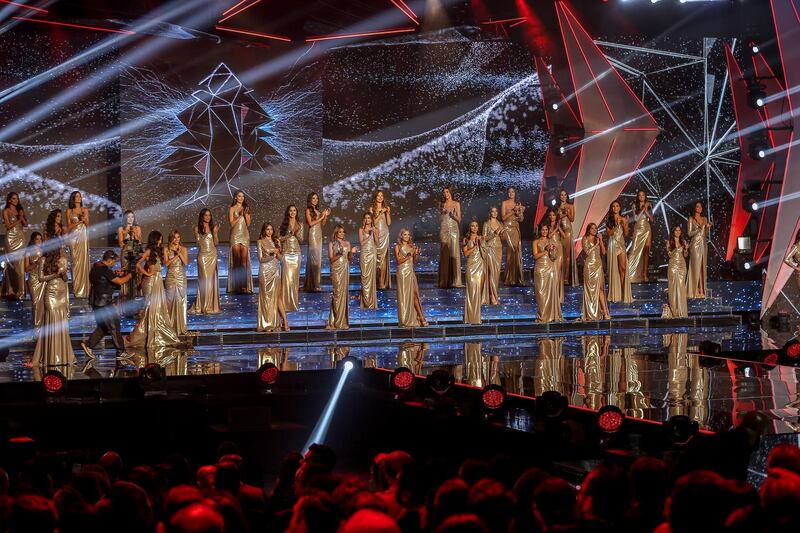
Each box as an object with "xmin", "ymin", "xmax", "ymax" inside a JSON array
[{"xmin": 87, "ymin": 304, "xmax": 125, "ymax": 352}]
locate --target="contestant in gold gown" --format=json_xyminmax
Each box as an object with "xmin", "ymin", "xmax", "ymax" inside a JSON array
[
  {"xmin": 783, "ymin": 227, "xmax": 800, "ymax": 291},
  {"xmin": 326, "ymin": 225, "xmax": 352, "ymax": 330},
  {"xmin": 438, "ymin": 186, "xmax": 462, "ymax": 288},
  {"xmin": 227, "ymin": 190, "xmax": 253, "ymax": 294},
  {"xmin": 304, "ymin": 192, "xmax": 329, "ymax": 292},
  {"xmin": 687, "ymin": 201, "xmax": 711, "ymax": 298},
  {"xmin": 163, "ymin": 230, "xmax": 189, "ymax": 335},
  {"xmin": 66, "ymin": 191, "xmax": 90, "ymax": 298},
  {"xmin": 257, "ymin": 223, "xmax": 288, "ymax": 332},
  {"xmin": 359, "ymin": 212, "xmax": 379, "ymax": 309},
  {"xmin": 395, "ymin": 229, "xmax": 428, "ymax": 327},
  {"xmin": 533, "ymin": 224, "xmax": 562, "ymax": 323},
  {"xmin": 279, "ymin": 204, "xmax": 304, "ymax": 312},
  {"xmin": 25, "ymin": 233, "xmax": 44, "ymax": 331},
  {"xmin": 369, "ymin": 191, "xmax": 392, "ymax": 289},
  {"xmin": 557, "ymin": 190, "xmax": 578, "ymax": 286},
  {"xmin": 581, "ymin": 223, "xmax": 610, "ymax": 320},
  {"xmin": 117, "ymin": 210, "xmax": 142, "ymax": 304},
  {"xmin": 463, "ymin": 220, "xmax": 488, "ymax": 325},
  {"xmin": 606, "ymin": 201, "xmax": 633, "ymax": 303},
  {"xmin": 2, "ymin": 192, "xmax": 28, "ymax": 300},
  {"xmin": 628, "ymin": 190, "xmax": 654, "ymax": 283},
  {"xmin": 547, "ymin": 209, "xmax": 565, "ymax": 303},
  {"xmin": 502, "ymin": 186, "xmax": 525, "ymax": 286},
  {"xmin": 482, "ymin": 207, "xmax": 504, "ymax": 305},
  {"xmin": 190, "ymin": 209, "xmax": 221, "ymax": 314},
  {"xmin": 31, "ymin": 248, "xmax": 75, "ymax": 366},
  {"xmin": 127, "ymin": 231, "xmax": 180, "ymax": 348},
  {"xmin": 667, "ymin": 225, "xmax": 689, "ymax": 318}
]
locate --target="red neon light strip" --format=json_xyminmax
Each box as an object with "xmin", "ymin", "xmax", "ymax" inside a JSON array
[
  {"xmin": 11, "ymin": 16, "xmax": 135, "ymax": 34},
  {"xmin": 306, "ymin": 27, "xmax": 415, "ymax": 42},
  {"xmin": 393, "ymin": 0, "xmax": 418, "ymax": 19},
  {"xmin": 755, "ymin": 163, "xmax": 777, "ymax": 263},
  {"xmin": 215, "ymin": 25, "xmax": 291, "ymax": 42},
  {"xmin": 222, "ymin": 0, "xmax": 250, "ymax": 16},
  {"xmin": 480, "ymin": 17, "xmax": 527, "ymax": 24},
  {"xmin": 509, "ymin": 19, "xmax": 528, "ymax": 28},
  {"xmin": 390, "ymin": 0, "xmax": 419, "ymax": 25},
  {"xmin": 218, "ymin": 0, "xmax": 261, "ymax": 24},
  {"xmin": 555, "ymin": 3, "xmax": 584, "ymax": 121},
  {"xmin": 0, "ymin": 0, "xmax": 46, "ymax": 13}
]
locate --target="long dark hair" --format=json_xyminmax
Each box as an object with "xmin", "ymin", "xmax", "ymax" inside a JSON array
[
  {"xmin": 43, "ymin": 245, "xmax": 63, "ymax": 275},
  {"xmin": 634, "ymin": 190, "xmax": 647, "ymax": 215},
  {"xmin": 584, "ymin": 222, "xmax": 597, "ymax": 239},
  {"xmin": 547, "ymin": 208, "xmax": 559, "ymax": 229},
  {"xmin": 145, "ymin": 230, "xmax": 162, "ymax": 266},
  {"xmin": 559, "ymin": 189, "xmax": 572, "ymax": 205},
  {"xmin": 197, "ymin": 208, "xmax": 213, "ymax": 235},
  {"xmin": 45, "ymin": 209, "xmax": 62, "ymax": 239},
  {"xmin": 230, "ymin": 190, "xmax": 248, "ymax": 210},
  {"xmin": 123, "ymin": 210, "xmax": 137, "ymax": 226},
  {"xmin": 307, "ymin": 192, "xmax": 321, "ymax": 212},
  {"xmin": 260, "ymin": 223, "xmax": 279, "ymax": 247},
  {"xmin": 371, "ymin": 191, "xmax": 389, "ymax": 214},
  {"xmin": 28, "ymin": 232, "xmax": 43, "ymax": 247},
  {"xmin": 606, "ymin": 201, "xmax": 620, "ymax": 231},
  {"xmin": 68, "ymin": 191, "xmax": 82, "ymax": 209},
  {"xmin": 690, "ymin": 201, "xmax": 704, "ymax": 217},
  {"xmin": 668, "ymin": 225, "xmax": 685, "ymax": 251},
  {"xmin": 5, "ymin": 191, "xmax": 21, "ymax": 211},
  {"xmin": 280, "ymin": 204, "xmax": 297, "ymax": 237},
  {"xmin": 440, "ymin": 186, "xmax": 455, "ymax": 206}
]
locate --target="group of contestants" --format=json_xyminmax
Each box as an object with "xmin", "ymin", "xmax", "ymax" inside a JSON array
[{"xmin": 3, "ymin": 186, "xmax": 716, "ymax": 363}]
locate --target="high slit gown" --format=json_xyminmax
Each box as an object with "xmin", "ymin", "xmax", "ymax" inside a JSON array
[
  {"xmin": 686, "ymin": 217, "xmax": 708, "ymax": 298},
  {"xmin": 191, "ymin": 231, "xmax": 220, "ymax": 314},
  {"xmin": 281, "ymin": 223, "xmax": 303, "ymax": 312},
  {"xmin": 667, "ymin": 244, "xmax": 689, "ymax": 318},
  {"xmin": 607, "ymin": 225, "xmax": 632, "ymax": 303},
  {"xmin": 127, "ymin": 258, "xmax": 180, "ymax": 348},
  {"xmin": 504, "ymin": 211, "xmax": 524, "ymax": 286},
  {"xmin": 628, "ymin": 210, "xmax": 651, "ymax": 283},
  {"xmin": 31, "ymin": 257, "xmax": 75, "ymax": 366},
  {"xmin": 227, "ymin": 208, "xmax": 252, "ymax": 294},
  {"xmin": 559, "ymin": 211, "xmax": 578, "ymax": 286},
  {"xmin": 1, "ymin": 212, "xmax": 26, "ymax": 299},
  {"xmin": 360, "ymin": 229, "xmax": 377, "ymax": 309},
  {"xmin": 69, "ymin": 214, "xmax": 90, "ymax": 298},
  {"xmin": 374, "ymin": 209, "xmax": 392, "ymax": 289},
  {"xmin": 482, "ymin": 220, "xmax": 503, "ymax": 305},
  {"xmin": 305, "ymin": 208, "xmax": 323, "ymax": 292},
  {"xmin": 438, "ymin": 209, "xmax": 462, "ymax": 288}
]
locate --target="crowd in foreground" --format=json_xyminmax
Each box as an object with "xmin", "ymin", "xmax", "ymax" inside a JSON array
[{"xmin": 1, "ymin": 435, "xmax": 800, "ymax": 533}]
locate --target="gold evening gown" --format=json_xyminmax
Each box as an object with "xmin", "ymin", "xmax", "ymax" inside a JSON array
[
  {"xmin": 534, "ymin": 241, "xmax": 562, "ymax": 323},
  {"xmin": 1, "ymin": 212, "xmax": 25, "ymax": 299},
  {"xmin": 482, "ymin": 220, "xmax": 503, "ymax": 305},
  {"xmin": 397, "ymin": 243, "xmax": 420, "ymax": 327},
  {"xmin": 360, "ymin": 229, "xmax": 377, "ymax": 309},
  {"xmin": 69, "ymin": 214, "xmax": 90, "ymax": 298},
  {"xmin": 667, "ymin": 245, "xmax": 689, "ymax": 318},
  {"xmin": 304, "ymin": 208, "xmax": 323, "ymax": 292},
  {"xmin": 438, "ymin": 209, "xmax": 462, "ymax": 288},
  {"xmin": 227, "ymin": 208, "xmax": 252, "ymax": 294},
  {"xmin": 119, "ymin": 229, "xmax": 141, "ymax": 304},
  {"xmin": 281, "ymin": 223, "xmax": 303, "ymax": 312},
  {"xmin": 550, "ymin": 227, "xmax": 564, "ymax": 303},
  {"xmin": 27, "ymin": 249, "xmax": 44, "ymax": 331},
  {"xmin": 784, "ymin": 243, "xmax": 800, "ymax": 291},
  {"xmin": 581, "ymin": 236, "xmax": 607, "ymax": 320},
  {"xmin": 686, "ymin": 217, "xmax": 708, "ymax": 298},
  {"xmin": 374, "ymin": 209, "xmax": 392, "ymax": 289},
  {"xmin": 559, "ymin": 211, "xmax": 578, "ymax": 286},
  {"xmin": 607, "ymin": 225, "xmax": 633, "ymax": 303},
  {"xmin": 190, "ymin": 231, "xmax": 220, "ymax": 314},
  {"xmin": 127, "ymin": 258, "xmax": 180, "ymax": 348},
  {"xmin": 31, "ymin": 257, "xmax": 75, "ymax": 366},
  {"xmin": 463, "ymin": 238, "xmax": 488, "ymax": 325},
  {"xmin": 627, "ymin": 210, "xmax": 651, "ymax": 283},
  {"xmin": 326, "ymin": 243, "xmax": 349, "ymax": 329},
  {"xmin": 257, "ymin": 238, "xmax": 281, "ymax": 332},
  {"xmin": 504, "ymin": 211, "xmax": 524, "ymax": 286},
  {"xmin": 165, "ymin": 249, "xmax": 188, "ymax": 335}
]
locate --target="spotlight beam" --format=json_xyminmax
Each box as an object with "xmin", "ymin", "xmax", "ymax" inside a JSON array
[
  {"xmin": 302, "ymin": 363, "xmax": 354, "ymax": 453},
  {"xmin": 0, "ymin": 0, "xmax": 47, "ymax": 14}
]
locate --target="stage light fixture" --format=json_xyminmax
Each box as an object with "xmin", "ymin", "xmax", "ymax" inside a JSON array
[
  {"xmin": 752, "ymin": 45, "xmax": 760, "ymax": 54},
  {"xmin": 43, "ymin": 370, "xmax": 66, "ymax": 396},
  {"xmin": 748, "ymin": 132, "xmax": 770, "ymax": 160},
  {"xmin": 256, "ymin": 362, "xmax": 279, "ymax": 385},
  {"xmin": 428, "ymin": 369, "xmax": 455, "ymax": 396},
  {"xmin": 336, "ymin": 356, "xmax": 361, "ymax": 371},
  {"xmin": 663, "ymin": 415, "xmax": 698, "ymax": 444},
  {"xmin": 536, "ymin": 390, "xmax": 568, "ymax": 421},
  {"xmin": 391, "ymin": 367, "xmax": 415, "ymax": 392},
  {"xmin": 552, "ymin": 103, "xmax": 559, "ymax": 110},
  {"xmin": 481, "ymin": 385, "xmax": 507, "ymax": 411},
  {"xmin": 747, "ymin": 81, "xmax": 767, "ymax": 109},
  {"xmin": 139, "ymin": 363, "xmax": 166, "ymax": 386},
  {"xmin": 784, "ymin": 339, "xmax": 800, "ymax": 360},
  {"xmin": 597, "ymin": 405, "xmax": 625, "ymax": 434},
  {"xmin": 737, "ymin": 236, "xmax": 752, "ymax": 253}
]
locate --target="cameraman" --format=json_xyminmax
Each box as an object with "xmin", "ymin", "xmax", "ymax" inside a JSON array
[{"xmin": 80, "ymin": 250, "xmax": 133, "ymax": 359}]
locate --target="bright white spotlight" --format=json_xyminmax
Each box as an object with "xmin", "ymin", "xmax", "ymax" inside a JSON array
[
  {"xmin": 344, "ymin": 361, "xmax": 354, "ymax": 371},
  {"xmin": 302, "ymin": 362, "xmax": 354, "ymax": 453},
  {"xmin": 751, "ymin": 201, "xmax": 760, "ymax": 212},
  {"xmin": 756, "ymin": 97, "xmax": 765, "ymax": 107},
  {"xmin": 552, "ymin": 103, "xmax": 559, "ymax": 110},
  {"xmin": 752, "ymin": 45, "xmax": 760, "ymax": 54},
  {"xmin": 744, "ymin": 261, "xmax": 753, "ymax": 270},
  {"xmin": 559, "ymin": 146, "xmax": 565, "ymax": 154},
  {"xmin": 550, "ymin": 198, "xmax": 557, "ymax": 206},
  {"xmin": 758, "ymin": 149, "xmax": 766, "ymax": 158},
  {"xmin": 651, "ymin": 0, "xmax": 659, "ymax": 3}
]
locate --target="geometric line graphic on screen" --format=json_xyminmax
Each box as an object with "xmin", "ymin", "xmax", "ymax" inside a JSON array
[{"xmin": 160, "ymin": 63, "xmax": 280, "ymax": 206}]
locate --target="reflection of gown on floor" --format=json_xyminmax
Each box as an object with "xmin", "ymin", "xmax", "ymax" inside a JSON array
[
  {"xmin": 31, "ymin": 257, "xmax": 75, "ymax": 366},
  {"xmin": 127, "ymin": 259, "xmax": 180, "ymax": 348}
]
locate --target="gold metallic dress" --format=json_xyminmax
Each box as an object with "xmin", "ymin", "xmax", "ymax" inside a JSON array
[
  {"xmin": 119, "ymin": 233, "xmax": 141, "ymax": 303},
  {"xmin": 359, "ymin": 229, "xmax": 377, "ymax": 309},
  {"xmin": 27, "ymin": 250, "xmax": 44, "ymax": 331},
  {"xmin": 686, "ymin": 217, "xmax": 708, "ymax": 298},
  {"xmin": 438, "ymin": 209, "xmax": 462, "ymax": 288},
  {"xmin": 627, "ymin": 210, "xmax": 651, "ymax": 283},
  {"xmin": 667, "ymin": 245, "xmax": 689, "ymax": 318},
  {"xmin": 127, "ymin": 258, "xmax": 180, "ymax": 348},
  {"xmin": 464, "ymin": 342, "xmax": 500, "ymax": 387},
  {"xmin": 227, "ymin": 208, "xmax": 252, "ymax": 294},
  {"xmin": 533, "ymin": 240, "xmax": 562, "ymax": 323},
  {"xmin": 397, "ymin": 243, "xmax": 420, "ymax": 327},
  {"xmin": 69, "ymin": 215, "xmax": 90, "ymax": 298},
  {"xmin": 1, "ymin": 213, "xmax": 26, "ymax": 299},
  {"xmin": 783, "ymin": 244, "xmax": 800, "ymax": 291},
  {"xmin": 257, "ymin": 238, "xmax": 281, "ymax": 332},
  {"xmin": 559, "ymin": 213, "xmax": 578, "ymax": 286},
  {"xmin": 191, "ymin": 231, "xmax": 220, "ymax": 314},
  {"xmin": 281, "ymin": 223, "xmax": 303, "ymax": 312},
  {"xmin": 31, "ymin": 257, "xmax": 75, "ymax": 366},
  {"xmin": 305, "ymin": 209, "xmax": 323, "ymax": 292},
  {"xmin": 326, "ymin": 243, "xmax": 350, "ymax": 329},
  {"xmin": 165, "ymin": 249, "xmax": 188, "ymax": 335},
  {"xmin": 581, "ymin": 236, "xmax": 606, "ymax": 320},
  {"xmin": 464, "ymin": 239, "xmax": 488, "ymax": 324},
  {"xmin": 504, "ymin": 212, "xmax": 524, "ymax": 286},
  {"xmin": 482, "ymin": 221, "xmax": 503, "ymax": 305},
  {"xmin": 607, "ymin": 225, "xmax": 633, "ymax": 303},
  {"xmin": 550, "ymin": 229, "xmax": 564, "ymax": 303},
  {"xmin": 375, "ymin": 210, "xmax": 392, "ymax": 288}
]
